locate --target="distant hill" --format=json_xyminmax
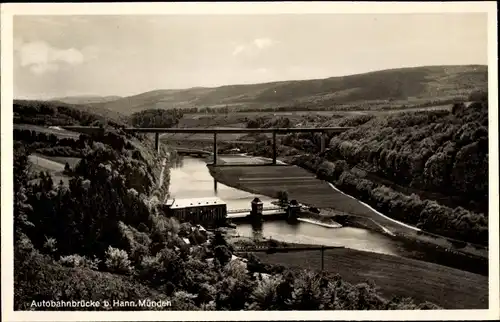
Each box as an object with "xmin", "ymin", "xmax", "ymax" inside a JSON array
[
  {"xmin": 51, "ymin": 95, "xmax": 122, "ymax": 105},
  {"xmin": 90, "ymin": 65, "xmax": 488, "ymax": 115}
]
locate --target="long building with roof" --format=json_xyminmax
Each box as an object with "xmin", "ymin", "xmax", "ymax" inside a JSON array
[{"xmin": 164, "ymin": 196, "xmax": 227, "ymax": 226}]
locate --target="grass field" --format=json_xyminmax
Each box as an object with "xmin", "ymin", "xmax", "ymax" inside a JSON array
[
  {"xmin": 28, "ymin": 154, "xmax": 72, "ymax": 186},
  {"xmin": 251, "ymin": 247, "xmax": 488, "ymax": 309},
  {"xmin": 35, "ymin": 155, "xmax": 82, "ymax": 168},
  {"xmin": 209, "ymin": 164, "xmax": 393, "ymax": 223}
]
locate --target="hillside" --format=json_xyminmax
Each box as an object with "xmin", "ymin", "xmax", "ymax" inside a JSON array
[
  {"xmin": 91, "ymin": 65, "xmax": 488, "ymax": 115},
  {"xmin": 14, "ymin": 99, "xmax": 129, "ymax": 127}
]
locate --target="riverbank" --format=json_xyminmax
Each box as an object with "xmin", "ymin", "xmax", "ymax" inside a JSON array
[
  {"xmin": 222, "ymin": 232, "xmax": 487, "ymax": 309},
  {"xmin": 208, "ymin": 161, "xmax": 488, "ymax": 275}
]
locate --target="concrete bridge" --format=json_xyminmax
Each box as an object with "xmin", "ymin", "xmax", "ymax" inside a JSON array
[{"xmin": 123, "ymin": 126, "xmax": 353, "ymax": 165}]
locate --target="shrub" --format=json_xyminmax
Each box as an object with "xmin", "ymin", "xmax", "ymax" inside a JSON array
[
  {"xmin": 104, "ymin": 246, "xmax": 133, "ymax": 274},
  {"xmin": 59, "ymin": 254, "xmax": 101, "ymax": 270}
]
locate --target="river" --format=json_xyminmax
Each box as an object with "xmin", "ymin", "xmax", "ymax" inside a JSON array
[{"xmin": 169, "ymin": 156, "xmax": 420, "ymax": 257}]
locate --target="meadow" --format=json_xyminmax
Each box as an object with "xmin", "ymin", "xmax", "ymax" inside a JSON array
[{"xmin": 252, "ymin": 247, "xmax": 488, "ymax": 309}]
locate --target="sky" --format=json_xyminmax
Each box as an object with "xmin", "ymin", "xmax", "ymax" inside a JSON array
[{"xmin": 13, "ymin": 13, "xmax": 488, "ymax": 99}]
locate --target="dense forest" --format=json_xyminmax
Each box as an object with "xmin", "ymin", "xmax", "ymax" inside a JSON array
[
  {"xmin": 13, "ymin": 102, "xmax": 441, "ymax": 310},
  {"xmin": 130, "ymin": 108, "xmax": 184, "ymax": 128}
]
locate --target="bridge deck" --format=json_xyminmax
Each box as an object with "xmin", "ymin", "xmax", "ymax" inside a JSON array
[
  {"xmin": 124, "ymin": 126, "xmax": 353, "ymax": 134},
  {"xmin": 227, "ymin": 207, "xmax": 285, "ymax": 218},
  {"xmin": 227, "ymin": 209, "xmax": 286, "ymax": 219}
]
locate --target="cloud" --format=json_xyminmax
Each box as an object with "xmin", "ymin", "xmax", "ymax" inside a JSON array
[
  {"xmin": 253, "ymin": 38, "xmax": 274, "ymax": 49},
  {"xmin": 232, "ymin": 37, "xmax": 276, "ymax": 57},
  {"xmin": 15, "ymin": 39, "xmax": 86, "ymax": 74},
  {"xmin": 232, "ymin": 45, "xmax": 246, "ymax": 56}
]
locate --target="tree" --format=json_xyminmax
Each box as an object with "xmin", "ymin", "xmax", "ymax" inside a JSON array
[
  {"xmin": 64, "ymin": 162, "xmax": 71, "ymax": 174},
  {"xmin": 213, "ymin": 245, "xmax": 232, "ymax": 267}
]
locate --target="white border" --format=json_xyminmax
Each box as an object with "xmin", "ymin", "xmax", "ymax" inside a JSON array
[{"xmin": 1, "ymin": 2, "xmax": 498, "ymax": 321}]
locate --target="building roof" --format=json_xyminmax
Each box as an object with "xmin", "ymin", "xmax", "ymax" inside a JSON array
[{"xmin": 168, "ymin": 197, "xmax": 226, "ymax": 209}]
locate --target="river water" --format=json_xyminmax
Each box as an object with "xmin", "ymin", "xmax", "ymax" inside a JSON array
[{"xmin": 169, "ymin": 156, "xmax": 415, "ymax": 257}]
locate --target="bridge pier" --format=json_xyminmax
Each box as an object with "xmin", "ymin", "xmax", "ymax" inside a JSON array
[
  {"xmin": 272, "ymin": 131, "xmax": 277, "ymax": 165},
  {"xmin": 154, "ymin": 133, "xmax": 160, "ymax": 152},
  {"xmin": 213, "ymin": 133, "xmax": 218, "ymax": 165},
  {"xmin": 320, "ymin": 132, "xmax": 326, "ymax": 153}
]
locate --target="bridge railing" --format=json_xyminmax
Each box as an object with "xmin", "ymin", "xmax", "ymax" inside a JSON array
[
  {"xmin": 227, "ymin": 206, "xmax": 284, "ymax": 214},
  {"xmin": 233, "ymin": 245, "xmax": 345, "ymax": 252}
]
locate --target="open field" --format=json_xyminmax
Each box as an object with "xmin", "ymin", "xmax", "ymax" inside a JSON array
[
  {"xmin": 29, "ymin": 155, "xmax": 65, "ymax": 172},
  {"xmin": 35, "ymin": 155, "xmax": 82, "ymax": 168},
  {"xmin": 251, "ymin": 247, "xmax": 488, "ymax": 309},
  {"xmin": 14, "ymin": 124, "xmax": 81, "ymax": 139},
  {"xmin": 208, "ymin": 164, "xmax": 411, "ymax": 232}
]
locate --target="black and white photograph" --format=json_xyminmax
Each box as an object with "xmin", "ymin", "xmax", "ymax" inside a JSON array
[{"xmin": 1, "ymin": 2, "xmax": 498, "ymax": 321}]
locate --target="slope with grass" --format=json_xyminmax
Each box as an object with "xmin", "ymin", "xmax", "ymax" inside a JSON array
[{"xmin": 252, "ymin": 247, "xmax": 487, "ymax": 309}]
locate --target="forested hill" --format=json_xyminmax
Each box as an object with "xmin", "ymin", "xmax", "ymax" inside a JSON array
[
  {"xmin": 89, "ymin": 65, "xmax": 487, "ymax": 114},
  {"xmin": 14, "ymin": 99, "xmax": 129, "ymax": 127},
  {"xmin": 14, "ymin": 99, "xmax": 185, "ymax": 129}
]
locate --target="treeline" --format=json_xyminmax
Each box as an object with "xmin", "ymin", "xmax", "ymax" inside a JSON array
[
  {"xmin": 247, "ymin": 116, "xmax": 293, "ymax": 129},
  {"xmin": 129, "ymin": 108, "xmax": 184, "ymax": 128},
  {"xmin": 14, "ymin": 100, "xmax": 126, "ymax": 127},
  {"xmin": 13, "ymin": 133, "xmax": 438, "ymax": 310}
]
